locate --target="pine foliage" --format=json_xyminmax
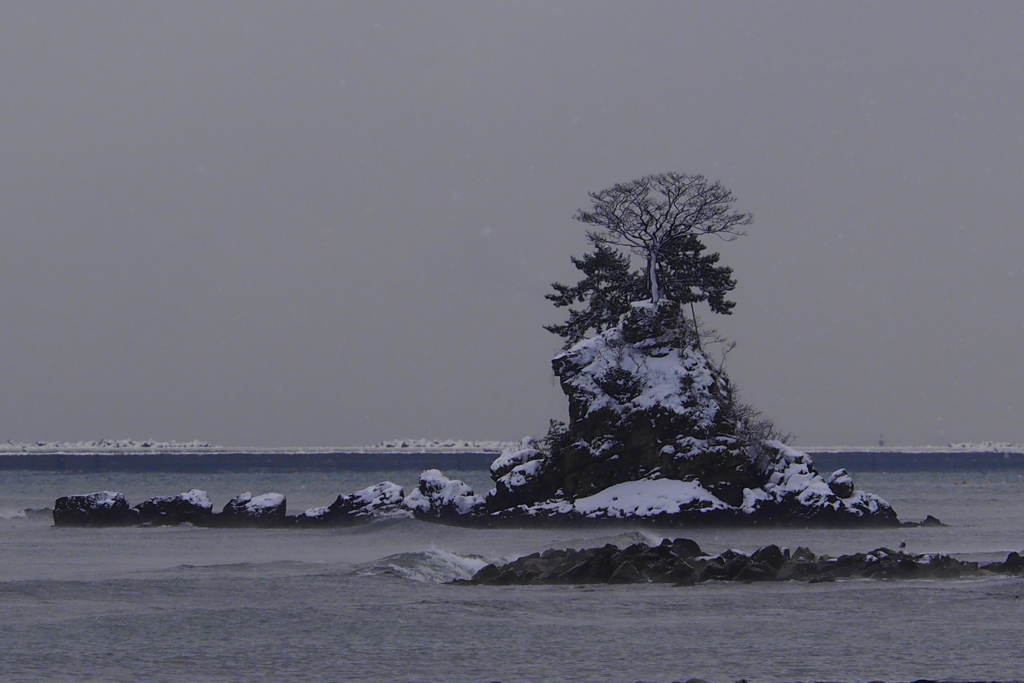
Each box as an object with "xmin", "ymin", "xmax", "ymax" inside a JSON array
[
  {"xmin": 546, "ymin": 233, "xmax": 737, "ymax": 348},
  {"xmin": 544, "ymin": 238, "xmax": 646, "ymax": 348},
  {"xmin": 655, "ymin": 234, "xmax": 736, "ymax": 315}
]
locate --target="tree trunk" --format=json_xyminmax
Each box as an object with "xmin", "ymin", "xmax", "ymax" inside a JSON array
[{"xmin": 648, "ymin": 253, "xmax": 660, "ymax": 303}]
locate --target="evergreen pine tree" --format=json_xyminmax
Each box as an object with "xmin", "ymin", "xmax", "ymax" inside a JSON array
[
  {"xmin": 544, "ymin": 238, "xmax": 646, "ymax": 348},
  {"xmin": 655, "ymin": 234, "xmax": 736, "ymax": 315}
]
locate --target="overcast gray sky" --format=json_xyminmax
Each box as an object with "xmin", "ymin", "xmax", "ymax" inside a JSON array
[{"xmin": 2, "ymin": 2, "xmax": 1022, "ymax": 448}]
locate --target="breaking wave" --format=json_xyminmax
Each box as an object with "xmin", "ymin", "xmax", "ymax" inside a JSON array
[
  {"xmin": 358, "ymin": 549, "xmax": 492, "ymax": 583},
  {"xmin": 553, "ymin": 529, "xmax": 663, "ymax": 549},
  {"xmin": 0, "ymin": 507, "xmax": 50, "ymax": 521}
]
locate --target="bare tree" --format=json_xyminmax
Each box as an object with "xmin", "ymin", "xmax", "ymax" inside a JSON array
[{"xmin": 573, "ymin": 172, "xmax": 752, "ymax": 303}]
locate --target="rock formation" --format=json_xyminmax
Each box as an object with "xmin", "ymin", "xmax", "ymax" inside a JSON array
[
  {"xmin": 403, "ymin": 469, "xmax": 486, "ymax": 522},
  {"xmin": 295, "ymin": 481, "xmax": 408, "ymax": 526},
  {"xmin": 219, "ymin": 492, "xmax": 288, "ymax": 526},
  {"xmin": 478, "ymin": 302, "xmax": 899, "ymax": 525},
  {"xmin": 461, "ymin": 538, "xmax": 1024, "ymax": 586},
  {"xmin": 52, "ymin": 491, "xmax": 135, "ymax": 527},
  {"xmin": 135, "ymin": 489, "xmax": 213, "ymax": 526}
]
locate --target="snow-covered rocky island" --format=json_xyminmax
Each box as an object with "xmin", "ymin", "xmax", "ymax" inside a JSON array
[
  {"xmin": 411, "ymin": 302, "xmax": 899, "ymax": 527},
  {"xmin": 53, "ymin": 303, "xmax": 900, "ymax": 529}
]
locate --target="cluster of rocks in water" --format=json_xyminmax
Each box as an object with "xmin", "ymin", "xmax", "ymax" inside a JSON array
[
  {"xmin": 53, "ymin": 489, "xmax": 291, "ymax": 528},
  {"xmin": 51, "ymin": 483, "xmax": 414, "ymax": 528},
  {"xmin": 461, "ymin": 538, "xmax": 1024, "ymax": 587},
  {"xmin": 52, "ymin": 467, "xmax": 923, "ymax": 529}
]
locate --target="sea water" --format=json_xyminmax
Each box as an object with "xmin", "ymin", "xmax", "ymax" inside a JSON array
[{"xmin": 1, "ymin": 469, "xmax": 1023, "ymax": 682}]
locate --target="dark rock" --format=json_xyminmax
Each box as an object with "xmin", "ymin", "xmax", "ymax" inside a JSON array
[
  {"xmin": 53, "ymin": 491, "xmax": 136, "ymax": 527},
  {"xmin": 698, "ymin": 559, "xmax": 729, "ymax": 582},
  {"xmin": 750, "ymin": 544, "xmax": 787, "ymax": 571},
  {"xmin": 791, "ymin": 546, "xmax": 816, "ymax": 563},
  {"xmin": 989, "ymin": 551, "xmax": 1024, "ymax": 574},
  {"xmin": 667, "ymin": 537, "xmax": 703, "ymax": 559},
  {"xmin": 826, "ymin": 468, "xmax": 856, "ymax": 498},
  {"xmin": 776, "ymin": 559, "xmax": 817, "ymax": 582},
  {"xmin": 473, "ymin": 564, "xmax": 502, "ymax": 583},
  {"xmin": 902, "ymin": 514, "xmax": 946, "ymax": 528},
  {"xmin": 296, "ymin": 481, "xmax": 407, "ymax": 526},
  {"xmin": 667, "ymin": 562, "xmax": 697, "ymax": 586},
  {"xmin": 608, "ymin": 560, "xmax": 643, "ymax": 584},
  {"xmin": 581, "ymin": 545, "xmax": 617, "ymax": 582},
  {"xmin": 925, "ymin": 553, "xmax": 965, "ymax": 579},
  {"xmin": 723, "ymin": 555, "xmax": 754, "ymax": 580},
  {"xmin": 134, "ymin": 489, "xmax": 213, "ymax": 526},
  {"xmin": 548, "ymin": 303, "xmax": 769, "ymax": 503},
  {"xmin": 828, "ymin": 552, "xmax": 868, "ymax": 578},
  {"xmin": 218, "ymin": 492, "xmax": 287, "ymax": 526},
  {"xmin": 462, "ymin": 540, "xmax": 993, "ymax": 587},
  {"xmin": 733, "ymin": 561, "xmax": 775, "ymax": 582}
]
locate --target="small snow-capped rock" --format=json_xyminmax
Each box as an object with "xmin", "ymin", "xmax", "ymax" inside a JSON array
[
  {"xmin": 827, "ymin": 468, "xmax": 856, "ymax": 498},
  {"xmin": 135, "ymin": 489, "xmax": 213, "ymax": 526},
  {"xmin": 490, "ymin": 443, "xmax": 545, "ymax": 480},
  {"xmin": 296, "ymin": 481, "xmax": 411, "ymax": 526},
  {"xmin": 404, "ymin": 469, "xmax": 485, "ymax": 520},
  {"xmin": 218, "ymin": 491, "xmax": 287, "ymax": 526}
]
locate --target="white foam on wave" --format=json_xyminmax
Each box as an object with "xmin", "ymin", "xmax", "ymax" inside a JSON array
[
  {"xmin": 553, "ymin": 529, "xmax": 664, "ymax": 550},
  {"xmin": 0, "ymin": 507, "xmax": 49, "ymax": 521},
  {"xmin": 359, "ymin": 549, "xmax": 492, "ymax": 583}
]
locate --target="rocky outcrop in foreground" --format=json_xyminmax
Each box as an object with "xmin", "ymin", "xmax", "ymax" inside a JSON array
[{"xmin": 461, "ymin": 538, "xmax": 1024, "ymax": 586}]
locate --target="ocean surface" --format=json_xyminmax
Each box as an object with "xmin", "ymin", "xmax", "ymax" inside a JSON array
[{"xmin": 2, "ymin": 468, "xmax": 1023, "ymax": 682}]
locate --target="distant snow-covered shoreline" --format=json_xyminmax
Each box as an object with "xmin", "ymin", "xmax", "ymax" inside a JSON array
[
  {"xmin": 801, "ymin": 442, "xmax": 1024, "ymax": 454},
  {"xmin": 2, "ymin": 439, "xmax": 1022, "ymax": 456},
  {"xmin": 0, "ymin": 439, "xmax": 515, "ymax": 455}
]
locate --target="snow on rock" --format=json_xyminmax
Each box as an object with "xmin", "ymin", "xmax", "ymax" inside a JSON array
[
  {"xmin": 404, "ymin": 469, "xmax": 486, "ymax": 520},
  {"xmin": 53, "ymin": 491, "xmax": 135, "ymax": 526},
  {"xmin": 573, "ymin": 479, "xmax": 729, "ymax": 519},
  {"xmin": 297, "ymin": 482, "xmax": 412, "ymax": 526},
  {"xmin": 135, "ymin": 489, "xmax": 213, "ymax": 526},
  {"xmin": 542, "ymin": 302, "xmax": 765, "ymax": 505},
  {"xmin": 476, "ymin": 440, "xmax": 897, "ymax": 525},
  {"xmin": 750, "ymin": 442, "xmax": 896, "ymax": 522},
  {"xmin": 220, "ymin": 491, "xmax": 287, "ymax": 526},
  {"xmin": 298, "ymin": 506, "xmax": 330, "ymax": 522},
  {"xmin": 489, "ymin": 439, "xmax": 544, "ymax": 480},
  {"xmin": 296, "ymin": 481, "xmax": 412, "ymax": 526},
  {"xmin": 468, "ymin": 303, "xmax": 900, "ymax": 526},
  {"xmin": 827, "ymin": 468, "xmax": 855, "ymax": 498}
]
